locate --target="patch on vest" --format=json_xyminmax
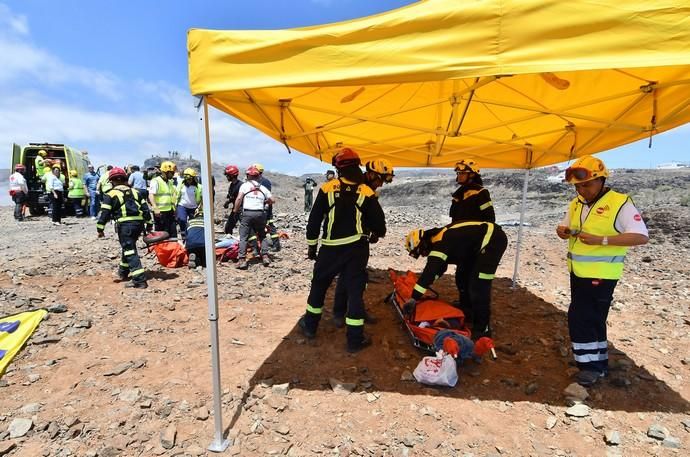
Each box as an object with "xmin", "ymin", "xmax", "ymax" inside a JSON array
[{"xmin": 595, "ymin": 204, "xmax": 610, "ymax": 216}]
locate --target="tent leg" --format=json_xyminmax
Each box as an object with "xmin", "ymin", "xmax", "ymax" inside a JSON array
[
  {"xmin": 199, "ymin": 96, "xmax": 231, "ymax": 453},
  {"xmin": 511, "ymin": 168, "xmax": 530, "ymax": 289}
]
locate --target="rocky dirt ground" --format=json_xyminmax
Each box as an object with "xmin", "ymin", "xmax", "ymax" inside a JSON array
[{"xmin": 0, "ymin": 169, "xmax": 689, "ymax": 457}]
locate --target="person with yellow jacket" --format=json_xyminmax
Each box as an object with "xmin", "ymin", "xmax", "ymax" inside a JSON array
[
  {"xmin": 67, "ymin": 170, "xmax": 87, "ymax": 217},
  {"xmin": 298, "ymin": 148, "xmax": 386, "ymax": 353},
  {"xmin": 556, "ymin": 155, "xmax": 648, "ymax": 386},
  {"xmin": 175, "ymin": 168, "xmax": 202, "ymax": 241},
  {"xmin": 149, "ymin": 161, "xmax": 178, "ymax": 239},
  {"xmin": 35, "ymin": 150, "xmax": 47, "ymax": 178}
]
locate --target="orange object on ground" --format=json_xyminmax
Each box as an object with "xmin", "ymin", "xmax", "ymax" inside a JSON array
[
  {"xmin": 388, "ymin": 269, "xmax": 471, "ymax": 352},
  {"xmin": 148, "ymin": 241, "xmax": 188, "ymax": 268}
]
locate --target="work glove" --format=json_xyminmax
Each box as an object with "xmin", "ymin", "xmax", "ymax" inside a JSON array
[
  {"xmin": 145, "ymin": 223, "xmax": 153, "ymax": 233},
  {"xmin": 442, "ymin": 338, "xmax": 460, "ymax": 359},
  {"xmin": 223, "ymin": 201, "xmax": 230, "ymax": 209},
  {"xmin": 307, "ymin": 244, "xmax": 318, "ymax": 260},
  {"xmin": 402, "ymin": 298, "xmax": 416, "ymax": 320},
  {"xmin": 97, "ymin": 230, "xmax": 105, "ymax": 238},
  {"xmin": 368, "ymin": 233, "xmax": 379, "ymax": 244}
]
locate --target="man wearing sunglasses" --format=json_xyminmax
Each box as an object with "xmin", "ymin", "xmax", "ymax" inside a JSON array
[{"xmin": 556, "ymin": 155, "xmax": 648, "ymax": 387}]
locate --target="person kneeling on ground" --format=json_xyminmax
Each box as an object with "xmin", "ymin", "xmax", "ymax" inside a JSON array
[
  {"xmin": 185, "ymin": 209, "xmax": 206, "ymax": 268},
  {"xmin": 96, "ymin": 167, "xmax": 153, "ymax": 289}
]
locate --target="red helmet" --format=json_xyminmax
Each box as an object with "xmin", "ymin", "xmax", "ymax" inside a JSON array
[
  {"xmin": 14, "ymin": 164, "xmax": 26, "ymax": 172},
  {"xmin": 109, "ymin": 167, "xmax": 128, "ymax": 181},
  {"xmin": 246, "ymin": 166, "xmax": 260, "ymax": 177},
  {"xmin": 224, "ymin": 164, "xmax": 239, "ymax": 176},
  {"xmin": 332, "ymin": 147, "xmax": 361, "ymax": 169}
]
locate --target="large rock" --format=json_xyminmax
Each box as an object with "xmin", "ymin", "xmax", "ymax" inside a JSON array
[{"xmin": 8, "ymin": 418, "xmax": 33, "ymax": 438}]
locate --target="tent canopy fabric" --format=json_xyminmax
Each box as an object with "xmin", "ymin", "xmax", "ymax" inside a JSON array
[{"xmin": 187, "ymin": 0, "xmax": 690, "ymax": 169}]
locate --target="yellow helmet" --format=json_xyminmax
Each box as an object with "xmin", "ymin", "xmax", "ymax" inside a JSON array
[
  {"xmin": 38, "ymin": 149, "xmax": 47, "ymax": 157},
  {"xmin": 183, "ymin": 168, "xmax": 197, "ymax": 178},
  {"xmin": 160, "ymin": 161, "xmax": 176, "ymax": 173},
  {"xmin": 454, "ymin": 159, "xmax": 480, "ymax": 174},
  {"xmin": 52, "ymin": 163, "xmax": 62, "ymax": 170},
  {"xmin": 69, "ymin": 169, "xmax": 78, "ymax": 177},
  {"xmin": 565, "ymin": 155, "xmax": 609, "ymax": 184},
  {"xmin": 365, "ymin": 159, "xmax": 395, "ymax": 182},
  {"xmin": 253, "ymin": 163, "xmax": 265, "ymax": 173},
  {"xmin": 405, "ymin": 229, "xmax": 424, "ymax": 258}
]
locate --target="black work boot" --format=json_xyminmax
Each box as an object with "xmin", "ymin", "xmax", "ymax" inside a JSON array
[
  {"xmin": 298, "ymin": 316, "xmax": 316, "ymax": 339},
  {"xmin": 347, "ymin": 335, "xmax": 372, "ymax": 353},
  {"xmin": 125, "ymin": 281, "xmax": 148, "ymax": 289},
  {"xmin": 236, "ymin": 259, "xmax": 249, "ymax": 270}
]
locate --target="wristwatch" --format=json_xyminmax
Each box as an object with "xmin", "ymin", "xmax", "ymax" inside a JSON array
[{"xmin": 601, "ymin": 236, "xmax": 609, "ymax": 246}]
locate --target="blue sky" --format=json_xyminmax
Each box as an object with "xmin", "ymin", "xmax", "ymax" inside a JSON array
[{"xmin": 2, "ymin": 0, "xmax": 688, "ymax": 176}]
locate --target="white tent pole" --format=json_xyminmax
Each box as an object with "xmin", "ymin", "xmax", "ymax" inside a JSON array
[
  {"xmin": 511, "ymin": 168, "xmax": 530, "ymax": 288},
  {"xmin": 199, "ymin": 96, "xmax": 231, "ymax": 453}
]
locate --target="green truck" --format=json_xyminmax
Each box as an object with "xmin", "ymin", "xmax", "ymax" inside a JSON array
[{"xmin": 11, "ymin": 143, "xmax": 92, "ymax": 215}]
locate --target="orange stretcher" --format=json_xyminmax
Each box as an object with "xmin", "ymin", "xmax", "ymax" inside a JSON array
[{"xmin": 387, "ymin": 269, "xmax": 471, "ymax": 352}]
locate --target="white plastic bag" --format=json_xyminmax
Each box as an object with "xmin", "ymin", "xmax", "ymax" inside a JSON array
[{"xmin": 412, "ymin": 351, "xmax": 458, "ymax": 387}]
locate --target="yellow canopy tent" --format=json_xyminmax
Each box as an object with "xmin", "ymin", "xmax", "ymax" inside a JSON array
[
  {"xmin": 186, "ymin": 1, "xmax": 690, "ymax": 450},
  {"xmin": 188, "ymin": 0, "xmax": 690, "ymax": 168}
]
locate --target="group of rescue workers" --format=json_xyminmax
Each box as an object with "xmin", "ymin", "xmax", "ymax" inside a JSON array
[
  {"xmin": 10, "ymin": 145, "xmax": 650, "ymax": 385},
  {"xmin": 297, "ymin": 149, "xmax": 648, "ymax": 388}
]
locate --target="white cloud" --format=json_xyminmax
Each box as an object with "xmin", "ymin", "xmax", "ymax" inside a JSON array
[{"xmin": 0, "ymin": 3, "xmax": 28, "ymax": 36}]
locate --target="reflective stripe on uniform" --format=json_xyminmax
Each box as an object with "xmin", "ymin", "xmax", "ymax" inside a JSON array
[
  {"xmin": 306, "ymin": 238, "xmax": 318, "ymax": 246},
  {"xmin": 567, "ymin": 253, "xmax": 626, "ymax": 263},
  {"xmin": 478, "ymin": 272, "xmax": 495, "ymax": 280},
  {"xmin": 413, "ymin": 283, "xmax": 427, "ymax": 294},
  {"xmin": 130, "ymin": 268, "xmax": 145, "ymax": 277},
  {"xmin": 346, "ymin": 317, "xmax": 364, "ymax": 327},
  {"xmin": 573, "ymin": 352, "xmax": 608, "ymax": 363},
  {"xmin": 572, "ymin": 341, "xmax": 608, "ymax": 350},
  {"xmin": 120, "ymin": 262, "xmax": 129, "ymax": 268},
  {"xmin": 96, "ymin": 224, "xmax": 105, "ymax": 230},
  {"xmin": 124, "ymin": 249, "xmax": 136, "ymax": 256},
  {"xmin": 321, "ymin": 234, "xmax": 363, "ymax": 246},
  {"xmin": 479, "ymin": 201, "xmax": 493, "ymax": 210},
  {"xmin": 429, "ymin": 250, "xmax": 447, "ymax": 261},
  {"xmin": 100, "ymin": 203, "xmax": 112, "ymax": 210},
  {"xmin": 306, "ymin": 304, "xmax": 322, "ymax": 314}
]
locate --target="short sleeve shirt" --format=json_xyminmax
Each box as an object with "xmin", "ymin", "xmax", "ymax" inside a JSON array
[{"xmin": 238, "ymin": 180, "xmax": 272, "ymax": 210}]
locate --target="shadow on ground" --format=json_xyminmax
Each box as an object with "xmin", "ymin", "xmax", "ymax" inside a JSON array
[{"xmin": 233, "ymin": 268, "xmax": 688, "ymax": 420}]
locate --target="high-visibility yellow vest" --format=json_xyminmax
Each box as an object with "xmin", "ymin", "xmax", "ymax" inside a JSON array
[
  {"xmin": 35, "ymin": 156, "xmax": 46, "ymax": 176},
  {"xmin": 97, "ymin": 174, "xmax": 112, "ymax": 193},
  {"xmin": 176, "ymin": 182, "xmax": 202, "ymax": 206},
  {"xmin": 567, "ymin": 190, "xmax": 630, "ymax": 280},
  {"xmin": 68, "ymin": 177, "xmax": 86, "ymax": 198},
  {"xmin": 152, "ymin": 176, "xmax": 176, "ymax": 212}
]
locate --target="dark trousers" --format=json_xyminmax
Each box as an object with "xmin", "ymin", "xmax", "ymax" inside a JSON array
[
  {"xmin": 12, "ymin": 191, "xmax": 26, "ymax": 220},
  {"xmin": 304, "ymin": 190, "xmax": 313, "ymax": 212},
  {"xmin": 266, "ymin": 216, "xmax": 281, "ymax": 251},
  {"xmin": 117, "ymin": 222, "xmax": 146, "ymax": 284},
  {"xmin": 176, "ymin": 205, "xmax": 196, "ymax": 240},
  {"xmin": 70, "ymin": 197, "xmax": 85, "ymax": 217},
  {"xmin": 224, "ymin": 212, "xmax": 239, "ymax": 234},
  {"xmin": 304, "ymin": 240, "xmax": 369, "ymax": 344},
  {"xmin": 333, "ymin": 269, "xmax": 369, "ymax": 318},
  {"xmin": 154, "ymin": 210, "xmax": 177, "ymax": 239},
  {"xmin": 238, "ymin": 210, "xmax": 268, "ymax": 259},
  {"xmin": 568, "ymin": 273, "xmax": 617, "ymax": 374},
  {"xmin": 457, "ymin": 228, "xmax": 508, "ymax": 337},
  {"xmin": 50, "ymin": 191, "xmax": 63, "ymax": 223}
]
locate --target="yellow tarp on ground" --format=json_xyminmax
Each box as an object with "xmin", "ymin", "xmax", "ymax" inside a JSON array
[
  {"xmin": 0, "ymin": 309, "xmax": 48, "ymax": 378},
  {"xmin": 187, "ymin": 0, "xmax": 690, "ymax": 168}
]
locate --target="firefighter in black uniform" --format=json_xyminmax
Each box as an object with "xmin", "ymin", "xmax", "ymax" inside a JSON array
[
  {"xmin": 331, "ymin": 158, "xmax": 395, "ymax": 327},
  {"xmin": 449, "ymin": 159, "xmax": 496, "ymax": 319},
  {"xmin": 404, "ymin": 221, "xmax": 507, "ymax": 339},
  {"xmin": 96, "ymin": 167, "xmax": 153, "ymax": 289},
  {"xmin": 299, "ymin": 148, "xmax": 386, "ymax": 353},
  {"xmin": 222, "ymin": 164, "xmax": 243, "ymax": 234}
]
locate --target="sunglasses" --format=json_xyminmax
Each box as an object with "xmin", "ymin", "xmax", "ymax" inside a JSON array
[{"xmin": 564, "ymin": 167, "xmax": 591, "ymax": 182}]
